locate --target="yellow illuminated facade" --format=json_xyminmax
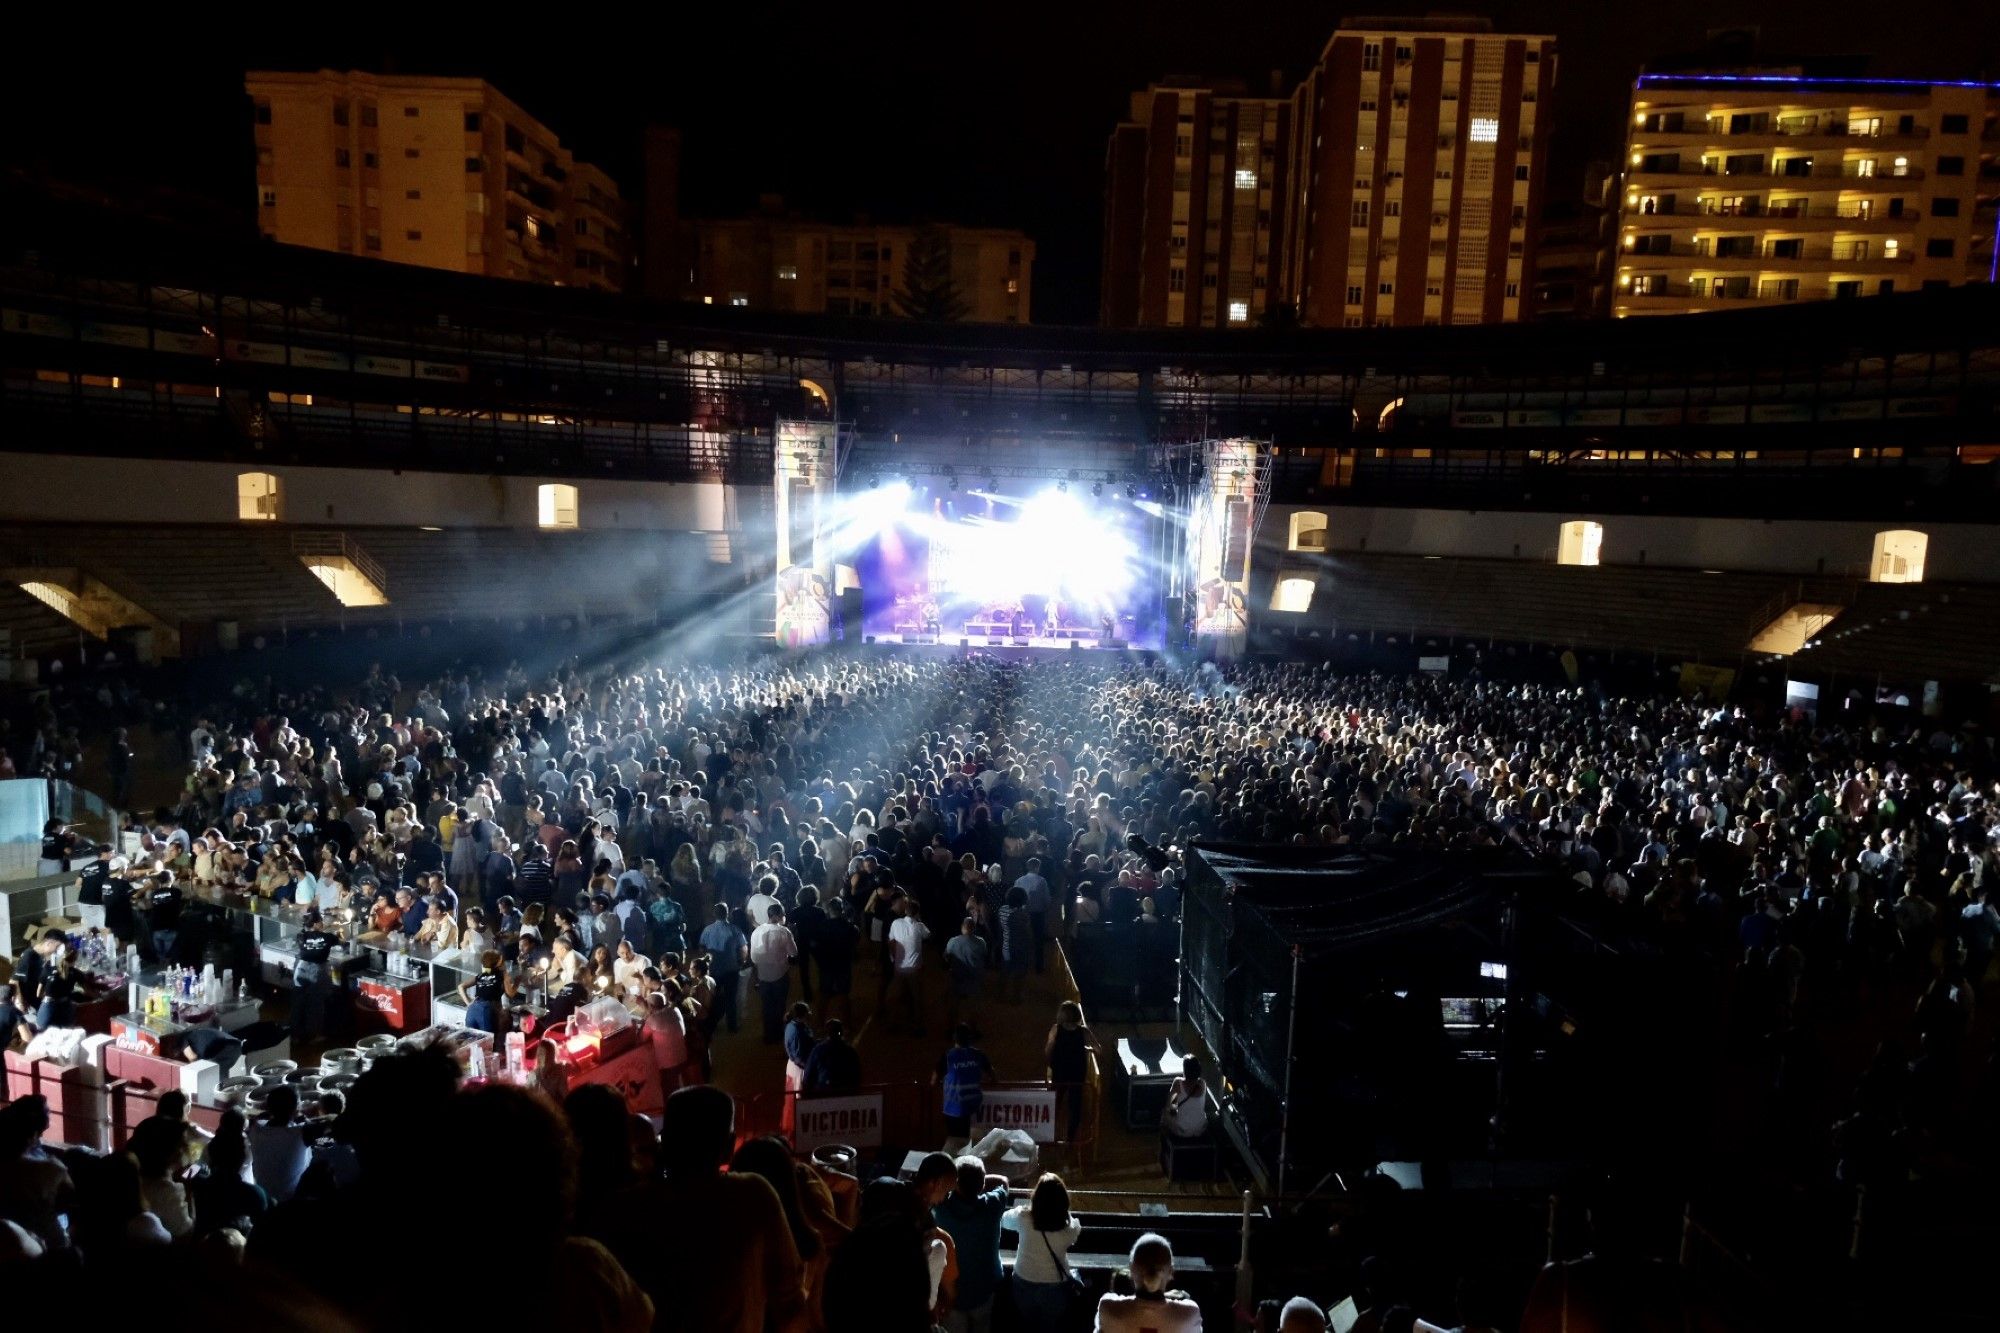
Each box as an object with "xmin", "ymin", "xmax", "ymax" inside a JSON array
[{"xmin": 1613, "ymin": 74, "xmax": 1995, "ymax": 317}]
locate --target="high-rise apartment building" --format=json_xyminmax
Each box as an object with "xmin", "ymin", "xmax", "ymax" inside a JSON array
[
  {"xmin": 1284, "ymin": 18, "xmax": 1556, "ymax": 328},
  {"xmin": 1613, "ymin": 73, "xmax": 1998, "ymax": 317},
  {"xmin": 247, "ymin": 71, "xmax": 629, "ymax": 292},
  {"xmin": 674, "ymin": 209, "xmax": 1033, "ymax": 323},
  {"xmin": 1099, "ymin": 79, "xmax": 1292, "ymax": 328},
  {"xmin": 1102, "ymin": 20, "xmax": 1556, "ymax": 329},
  {"xmin": 1531, "ymin": 164, "xmax": 1616, "ymax": 320}
]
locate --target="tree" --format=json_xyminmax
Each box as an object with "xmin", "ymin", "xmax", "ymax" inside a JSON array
[{"xmin": 892, "ymin": 225, "xmax": 969, "ymax": 323}]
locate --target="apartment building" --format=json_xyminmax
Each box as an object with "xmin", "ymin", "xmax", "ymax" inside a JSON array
[
  {"xmin": 1531, "ymin": 164, "xmax": 1616, "ymax": 320},
  {"xmin": 247, "ymin": 70, "xmax": 629, "ymax": 292},
  {"xmin": 677, "ymin": 211, "xmax": 1033, "ymax": 322},
  {"xmin": 1099, "ymin": 79, "xmax": 1291, "ymax": 328},
  {"xmin": 1613, "ymin": 73, "xmax": 1998, "ymax": 317},
  {"xmin": 1283, "ymin": 18, "xmax": 1557, "ymax": 328}
]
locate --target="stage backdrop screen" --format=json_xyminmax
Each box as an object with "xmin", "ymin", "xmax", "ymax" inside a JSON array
[{"xmin": 843, "ymin": 482, "xmax": 1162, "ymax": 648}]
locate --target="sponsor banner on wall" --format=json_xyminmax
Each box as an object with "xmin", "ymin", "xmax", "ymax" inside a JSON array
[
  {"xmin": 971, "ymin": 1089, "xmax": 1058, "ymax": 1143},
  {"xmin": 793, "ymin": 1093, "xmax": 885, "ymax": 1151}
]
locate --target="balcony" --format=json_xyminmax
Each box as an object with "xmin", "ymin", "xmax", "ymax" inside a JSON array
[
  {"xmin": 1621, "ymin": 239, "xmax": 1914, "ymax": 266},
  {"xmin": 1616, "ymin": 278, "xmax": 1884, "ymax": 308},
  {"xmin": 1623, "ymin": 201, "xmax": 1915, "ymax": 232},
  {"xmin": 1628, "ymin": 160, "xmax": 1925, "ymax": 188}
]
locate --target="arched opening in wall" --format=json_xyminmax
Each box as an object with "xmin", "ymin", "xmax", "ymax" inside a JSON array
[
  {"xmin": 1270, "ymin": 577, "xmax": 1315, "ymax": 613},
  {"xmin": 1376, "ymin": 397, "xmax": 1405, "ymax": 432},
  {"xmin": 1288, "ymin": 511, "xmax": 1329, "ymax": 552},
  {"xmin": 1556, "ymin": 520, "xmax": 1603, "ymax": 567},
  {"xmin": 238, "ymin": 471, "xmax": 283, "ymax": 522},
  {"xmin": 1869, "ymin": 529, "xmax": 1927, "ymax": 583},
  {"xmin": 537, "ymin": 483, "xmax": 579, "ymax": 530}
]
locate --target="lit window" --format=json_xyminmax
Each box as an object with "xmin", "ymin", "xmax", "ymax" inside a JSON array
[
  {"xmin": 1271, "ymin": 578, "xmax": 1315, "ymax": 613},
  {"xmin": 237, "ymin": 472, "xmax": 283, "ymax": 522},
  {"xmin": 1557, "ymin": 520, "xmax": 1603, "ymax": 567},
  {"xmin": 1287, "ymin": 512, "xmax": 1329, "ymax": 551},
  {"xmin": 730, "ymin": 295, "xmax": 749, "ymax": 307},
  {"xmin": 1869, "ymin": 529, "xmax": 1927, "ymax": 583},
  {"xmin": 537, "ymin": 483, "xmax": 579, "ymax": 530},
  {"xmin": 1006, "ymin": 278, "xmax": 1019, "ymax": 294},
  {"xmin": 1228, "ymin": 300, "xmax": 1249, "ymax": 322},
  {"xmin": 1469, "ymin": 117, "xmax": 1499, "ymax": 144},
  {"xmin": 1235, "ymin": 169, "xmax": 1256, "ymax": 189},
  {"xmin": 777, "ymin": 266, "xmax": 798, "ymax": 280}
]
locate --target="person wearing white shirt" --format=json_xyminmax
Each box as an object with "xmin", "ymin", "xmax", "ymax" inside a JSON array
[
  {"xmin": 1002, "ymin": 1175, "xmax": 1084, "ymax": 1329},
  {"xmin": 886, "ymin": 897, "xmax": 932, "ymax": 1034},
  {"xmin": 1093, "ymin": 1233, "xmax": 1202, "ymax": 1332},
  {"xmin": 749, "ymin": 905, "xmax": 798, "ymax": 1045},
  {"xmin": 613, "ymin": 939, "xmax": 653, "ymax": 998}
]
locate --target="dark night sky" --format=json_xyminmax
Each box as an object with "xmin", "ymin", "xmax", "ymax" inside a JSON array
[{"xmin": 6, "ymin": 3, "xmax": 1993, "ymax": 323}]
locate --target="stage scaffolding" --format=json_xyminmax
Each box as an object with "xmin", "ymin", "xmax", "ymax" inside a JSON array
[{"xmin": 1168, "ymin": 439, "xmax": 1274, "ymax": 657}]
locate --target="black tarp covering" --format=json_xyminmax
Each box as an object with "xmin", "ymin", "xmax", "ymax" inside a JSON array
[{"xmin": 1181, "ymin": 843, "xmax": 1564, "ymax": 1191}]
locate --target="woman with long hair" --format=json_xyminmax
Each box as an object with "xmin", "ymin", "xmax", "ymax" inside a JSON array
[
  {"xmin": 1001, "ymin": 1172, "xmax": 1083, "ymax": 1332},
  {"xmin": 554, "ymin": 840, "xmax": 588, "ymax": 902},
  {"xmin": 733, "ymin": 1135, "xmax": 836, "ymax": 1330}
]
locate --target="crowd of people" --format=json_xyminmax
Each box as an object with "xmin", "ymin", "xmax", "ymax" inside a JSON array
[{"xmin": 1, "ymin": 644, "xmax": 1996, "ymax": 1329}]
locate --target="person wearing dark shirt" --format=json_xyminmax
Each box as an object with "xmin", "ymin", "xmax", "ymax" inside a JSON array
[
  {"xmin": 34, "ymin": 950, "xmax": 79, "ymax": 1031},
  {"xmin": 812, "ymin": 898, "xmax": 860, "ymax": 1026},
  {"xmin": 102, "ymin": 873, "xmax": 139, "ymax": 947},
  {"xmin": 293, "ymin": 911, "xmax": 338, "ymax": 1042},
  {"xmin": 76, "ymin": 844, "xmax": 112, "ymax": 905},
  {"xmin": 403, "ymin": 829, "xmax": 444, "ymax": 883},
  {"xmin": 801, "ymin": 1019, "xmax": 862, "ymax": 1093},
  {"xmin": 543, "ymin": 978, "xmax": 590, "ymax": 1032},
  {"xmin": 516, "ymin": 847, "xmax": 554, "ymax": 906},
  {"xmin": 791, "ymin": 886, "xmax": 827, "ymax": 1002},
  {"xmin": 183, "ymin": 1022, "xmax": 245, "ymax": 1077},
  {"xmin": 782, "ymin": 1002, "xmax": 815, "ymax": 1081},
  {"xmin": 146, "ymin": 873, "xmax": 186, "ymax": 964},
  {"xmin": 399, "ymin": 890, "xmax": 428, "ymax": 938},
  {"xmin": 0, "ymin": 980, "xmax": 27, "ymax": 1051},
  {"xmin": 458, "ymin": 950, "xmax": 508, "ymax": 1035}
]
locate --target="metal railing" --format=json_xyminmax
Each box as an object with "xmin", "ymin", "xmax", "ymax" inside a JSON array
[
  {"xmin": 290, "ymin": 530, "xmax": 389, "ymax": 597},
  {"xmin": 1629, "ymin": 201, "xmax": 1909, "ymax": 221}
]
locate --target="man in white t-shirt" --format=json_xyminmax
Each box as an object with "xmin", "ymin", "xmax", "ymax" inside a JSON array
[
  {"xmin": 749, "ymin": 904, "xmax": 797, "ymax": 1046},
  {"xmin": 886, "ymin": 897, "xmax": 931, "ymax": 1036},
  {"xmin": 1093, "ymin": 1233, "xmax": 1201, "ymax": 1332}
]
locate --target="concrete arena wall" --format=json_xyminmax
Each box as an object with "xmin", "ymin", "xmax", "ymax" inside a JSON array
[
  {"xmin": 1264, "ymin": 504, "xmax": 2000, "ymax": 582},
  {"xmin": 0, "ymin": 451, "xmax": 754, "ymax": 533}
]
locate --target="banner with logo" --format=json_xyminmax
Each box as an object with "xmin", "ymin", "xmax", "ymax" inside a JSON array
[
  {"xmin": 792, "ymin": 1093, "xmax": 885, "ymax": 1151},
  {"xmin": 774, "ymin": 420, "xmax": 838, "ymax": 648},
  {"xmin": 971, "ymin": 1088, "xmax": 1059, "ymax": 1142}
]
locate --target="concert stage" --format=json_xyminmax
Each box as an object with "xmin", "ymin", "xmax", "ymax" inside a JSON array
[{"xmin": 868, "ymin": 630, "xmax": 1136, "ymax": 652}]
